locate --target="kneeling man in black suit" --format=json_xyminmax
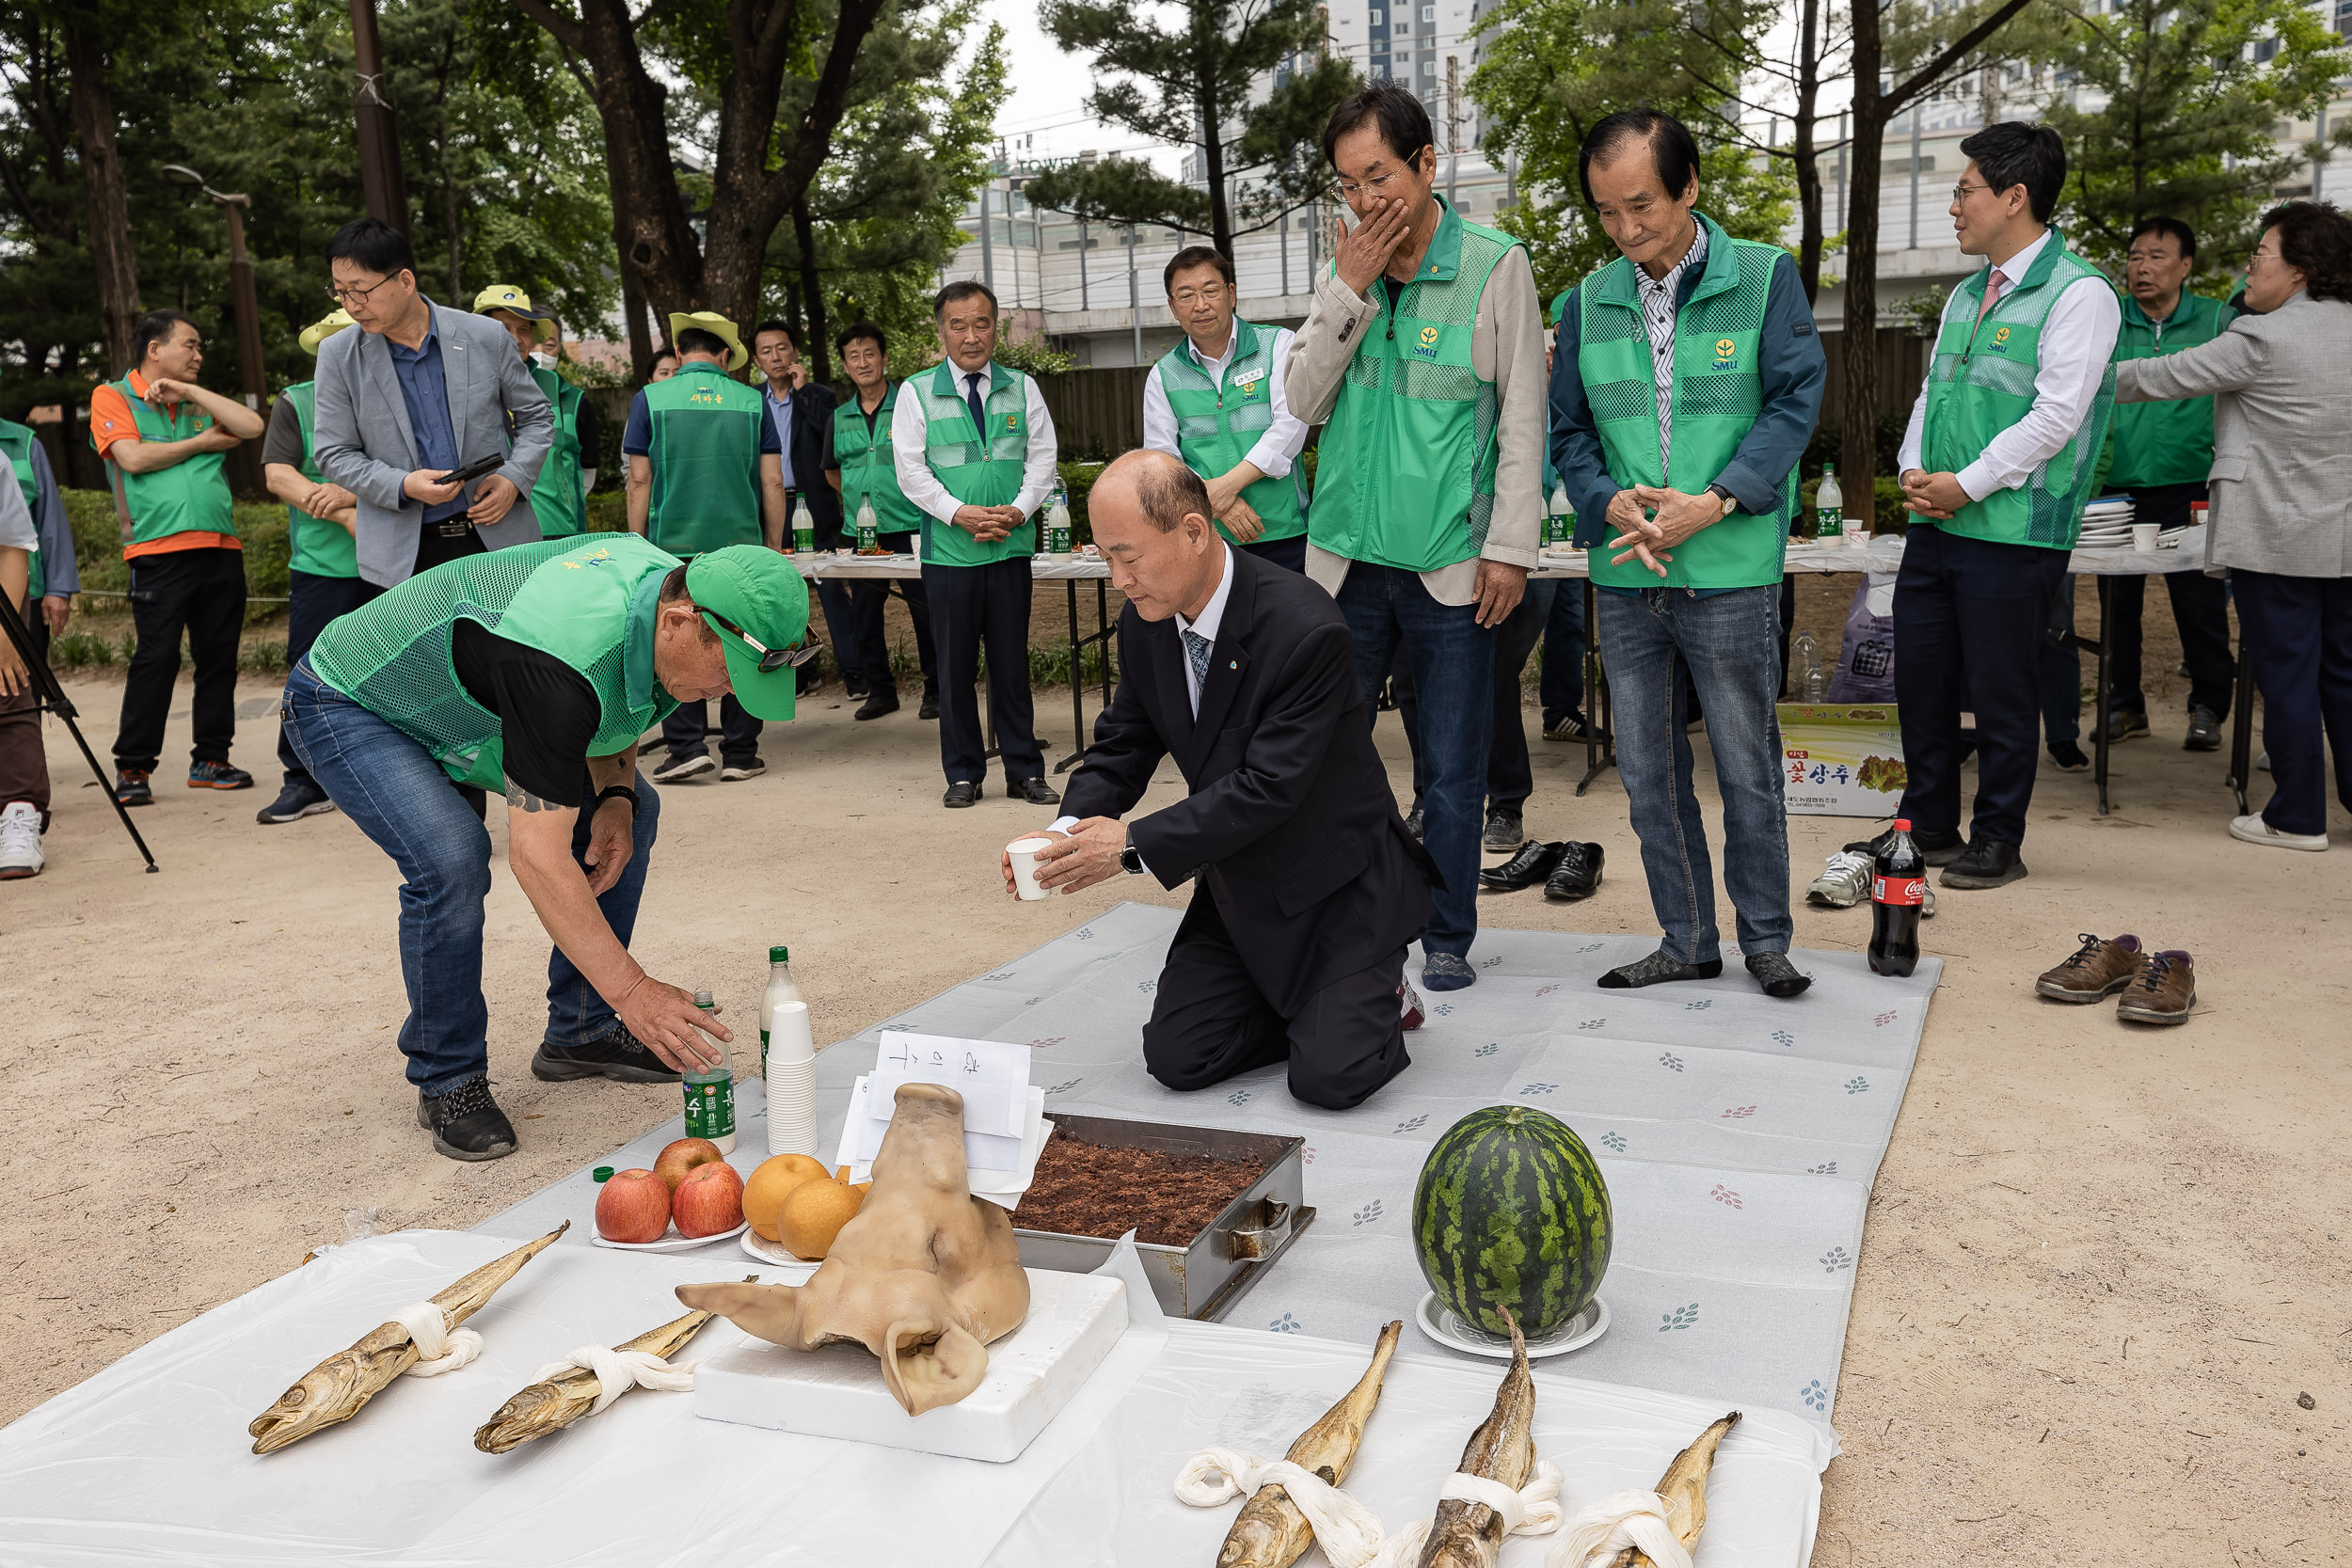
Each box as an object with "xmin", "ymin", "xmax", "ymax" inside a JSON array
[{"xmin": 1007, "ymin": 450, "xmax": 1438, "ymax": 1109}]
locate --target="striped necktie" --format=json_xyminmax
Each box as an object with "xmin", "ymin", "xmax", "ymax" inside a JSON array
[{"xmin": 1182, "ymin": 627, "xmax": 1212, "ymax": 709}]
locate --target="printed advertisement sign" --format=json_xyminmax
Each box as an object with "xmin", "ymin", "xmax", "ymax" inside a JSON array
[{"xmin": 1777, "ymin": 704, "xmax": 1906, "ymax": 816}]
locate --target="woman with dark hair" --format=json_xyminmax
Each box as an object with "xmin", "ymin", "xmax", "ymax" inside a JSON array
[{"xmin": 2114, "ymin": 199, "xmax": 2352, "ymax": 852}]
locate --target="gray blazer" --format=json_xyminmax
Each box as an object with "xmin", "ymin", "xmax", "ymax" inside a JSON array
[
  {"xmin": 2113, "ymin": 289, "xmax": 2352, "ymax": 578},
  {"xmin": 312, "ymin": 298, "xmax": 555, "ymax": 587}
]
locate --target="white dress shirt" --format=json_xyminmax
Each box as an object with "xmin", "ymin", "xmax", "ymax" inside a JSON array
[
  {"xmin": 1898, "ymin": 229, "xmax": 2122, "ymax": 501},
  {"xmin": 888, "ymin": 363, "xmax": 1059, "ymax": 525},
  {"xmin": 1140, "ymin": 324, "xmax": 1307, "ymax": 482},
  {"xmin": 1050, "ymin": 544, "xmax": 1232, "ymax": 846}
]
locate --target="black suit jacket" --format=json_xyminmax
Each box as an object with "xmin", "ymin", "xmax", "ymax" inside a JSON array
[
  {"xmin": 778, "ymin": 381, "xmax": 843, "ymax": 545},
  {"xmin": 1061, "ymin": 547, "xmax": 1439, "ymax": 1016}
]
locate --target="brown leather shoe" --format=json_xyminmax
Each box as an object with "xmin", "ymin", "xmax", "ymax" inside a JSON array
[
  {"xmin": 2117, "ymin": 950, "xmax": 2195, "ymax": 1025},
  {"xmin": 2035, "ymin": 933, "xmax": 2145, "ymax": 1002}
]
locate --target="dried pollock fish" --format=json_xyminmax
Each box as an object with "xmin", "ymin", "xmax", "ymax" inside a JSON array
[
  {"xmin": 471, "ymin": 1286, "xmax": 742, "ymax": 1454},
  {"xmin": 247, "ymin": 1224, "xmax": 567, "ymax": 1455},
  {"xmin": 1417, "ymin": 1307, "xmax": 1538, "ymax": 1568},
  {"xmin": 1218, "ymin": 1319, "xmax": 1404, "ymax": 1568},
  {"xmin": 1603, "ymin": 1412, "xmax": 1740, "ymax": 1568}
]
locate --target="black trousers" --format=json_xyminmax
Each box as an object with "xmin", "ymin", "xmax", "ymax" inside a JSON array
[
  {"xmin": 851, "ymin": 530, "xmax": 937, "ymax": 702},
  {"xmin": 1140, "ymin": 890, "xmax": 1409, "ymax": 1111},
  {"xmin": 278, "ymin": 570, "xmax": 377, "ymax": 788},
  {"xmin": 661, "ymin": 694, "xmax": 762, "ymax": 766},
  {"xmin": 1239, "ymin": 533, "xmax": 1308, "ymax": 573},
  {"xmin": 925, "ymin": 558, "xmax": 1041, "ymax": 784},
  {"xmin": 1892, "ymin": 525, "xmax": 2070, "ymax": 848},
  {"xmin": 2233, "ymin": 568, "xmax": 2352, "ymax": 837},
  {"xmin": 115, "ymin": 546, "xmax": 248, "ymax": 774},
  {"xmin": 2107, "ymin": 483, "xmax": 2233, "ymax": 719}
]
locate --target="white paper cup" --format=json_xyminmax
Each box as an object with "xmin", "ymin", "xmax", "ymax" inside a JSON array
[
  {"xmin": 1007, "ymin": 835, "xmax": 1057, "ymax": 901},
  {"xmin": 765, "ymin": 1000, "xmax": 814, "ymax": 1066},
  {"xmin": 2132, "ymin": 522, "xmax": 2160, "ymax": 552},
  {"xmin": 763, "ymin": 1056, "xmax": 819, "ymax": 1159},
  {"xmin": 1846, "ymin": 528, "xmax": 1870, "ymax": 549}
]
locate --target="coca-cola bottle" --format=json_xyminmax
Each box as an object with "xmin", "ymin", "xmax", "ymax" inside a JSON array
[{"xmin": 1868, "ymin": 818, "xmax": 1925, "ymax": 977}]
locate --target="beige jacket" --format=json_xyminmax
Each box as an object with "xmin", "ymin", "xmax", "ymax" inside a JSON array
[
  {"xmin": 1283, "ymin": 221, "xmax": 1547, "ymax": 606},
  {"xmin": 2114, "ymin": 289, "xmax": 2352, "ymax": 578}
]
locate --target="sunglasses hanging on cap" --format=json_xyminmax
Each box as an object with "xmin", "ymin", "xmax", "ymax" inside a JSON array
[{"xmin": 700, "ymin": 610, "xmax": 818, "ymax": 672}]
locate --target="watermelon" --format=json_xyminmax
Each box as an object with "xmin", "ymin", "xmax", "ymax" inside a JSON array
[{"xmin": 1411, "ymin": 1104, "xmax": 1613, "ymax": 1338}]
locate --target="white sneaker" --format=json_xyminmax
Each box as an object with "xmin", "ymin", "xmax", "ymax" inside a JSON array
[
  {"xmin": 1805, "ymin": 849, "xmax": 1871, "ymax": 908},
  {"xmin": 0, "ymin": 800, "xmax": 43, "ymax": 880},
  {"xmin": 651, "ymin": 752, "xmax": 716, "ymax": 784},
  {"xmin": 2230, "ymin": 813, "xmax": 2327, "ymax": 852}
]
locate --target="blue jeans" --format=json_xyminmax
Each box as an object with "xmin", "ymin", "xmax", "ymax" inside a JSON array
[
  {"xmin": 1539, "ymin": 578, "xmax": 1587, "ymax": 723},
  {"xmin": 282, "ymin": 657, "xmax": 662, "ymax": 1096},
  {"xmin": 1597, "ymin": 585, "xmax": 1792, "ymax": 964},
  {"xmin": 1337, "ymin": 562, "xmax": 1492, "ymax": 958},
  {"xmin": 1394, "ymin": 578, "xmax": 1555, "ymax": 816}
]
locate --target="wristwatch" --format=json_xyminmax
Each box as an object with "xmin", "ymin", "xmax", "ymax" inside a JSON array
[
  {"xmin": 594, "ymin": 784, "xmax": 640, "ymax": 814},
  {"xmin": 1119, "ymin": 828, "xmax": 1145, "ymax": 876},
  {"xmin": 1705, "ymin": 483, "xmax": 1738, "ymax": 518}
]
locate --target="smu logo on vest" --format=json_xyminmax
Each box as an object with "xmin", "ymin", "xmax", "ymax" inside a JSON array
[
  {"xmin": 1410, "ymin": 325, "xmax": 1442, "ymax": 361},
  {"xmin": 1993, "ymin": 325, "xmax": 2012, "ymax": 348},
  {"xmin": 1712, "ymin": 338, "xmax": 1738, "ymax": 370},
  {"xmin": 561, "ymin": 546, "xmax": 616, "ymax": 571}
]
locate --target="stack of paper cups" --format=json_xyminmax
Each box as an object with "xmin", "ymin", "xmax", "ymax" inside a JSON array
[{"xmin": 764, "ymin": 1001, "xmax": 818, "ymax": 1159}]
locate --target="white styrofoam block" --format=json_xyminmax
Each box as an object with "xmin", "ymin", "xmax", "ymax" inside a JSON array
[{"xmin": 691, "ymin": 1269, "xmax": 1129, "ymax": 1463}]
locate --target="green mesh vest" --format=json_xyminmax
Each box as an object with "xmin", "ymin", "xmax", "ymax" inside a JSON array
[
  {"xmin": 1154, "ymin": 321, "xmax": 1308, "ymax": 545},
  {"xmin": 96, "ymin": 374, "xmax": 236, "ymax": 546},
  {"xmin": 916, "ymin": 360, "xmax": 1035, "ymax": 565},
  {"xmin": 308, "ymin": 533, "xmax": 682, "ymax": 791},
  {"xmin": 1311, "ymin": 198, "xmax": 1517, "ymax": 573},
  {"xmin": 833, "ymin": 383, "xmax": 923, "ymax": 534},
  {"xmin": 279, "ymin": 382, "xmax": 359, "ymax": 579},
  {"xmin": 1919, "ymin": 231, "xmax": 2117, "ymax": 550},
  {"xmin": 0, "ymin": 419, "xmax": 40, "ymax": 602},
  {"xmin": 644, "ymin": 361, "xmax": 763, "ymax": 557},
  {"xmin": 1576, "ymin": 216, "xmax": 1795, "ymax": 590},
  {"xmin": 529, "ymin": 361, "xmax": 589, "ymax": 540}
]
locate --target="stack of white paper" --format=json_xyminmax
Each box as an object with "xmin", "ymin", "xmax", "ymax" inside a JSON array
[{"xmin": 834, "ymin": 1032, "xmax": 1049, "ymax": 1211}]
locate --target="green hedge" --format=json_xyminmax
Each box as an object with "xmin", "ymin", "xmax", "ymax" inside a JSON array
[{"xmin": 61, "ymin": 489, "xmax": 293, "ymax": 610}]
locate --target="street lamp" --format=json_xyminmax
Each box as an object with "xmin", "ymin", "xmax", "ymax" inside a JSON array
[{"xmin": 164, "ymin": 164, "xmax": 267, "ymax": 491}]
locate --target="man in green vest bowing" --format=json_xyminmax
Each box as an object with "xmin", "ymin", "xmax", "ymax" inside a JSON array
[
  {"xmin": 1550, "ymin": 110, "xmax": 1824, "ymax": 997},
  {"xmin": 257, "ymin": 308, "xmax": 367, "ymax": 825},
  {"xmin": 1143, "ymin": 245, "xmax": 1311, "ymax": 573},
  {"xmin": 1876, "ymin": 121, "xmax": 2120, "ymax": 892},
  {"xmin": 89, "ymin": 309, "xmax": 267, "ymax": 806},
  {"xmin": 477, "ymin": 284, "xmax": 596, "ymax": 542},
  {"xmin": 890, "ymin": 280, "xmax": 1063, "ymax": 809},
  {"xmin": 626, "ymin": 311, "xmax": 788, "ymax": 784},
  {"xmin": 280, "ymin": 534, "xmax": 805, "ymax": 1160},
  {"xmin": 826, "ymin": 319, "xmax": 938, "ymax": 720},
  {"xmin": 1284, "ymin": 83, "xmax": 1546, "ymax": 991}
]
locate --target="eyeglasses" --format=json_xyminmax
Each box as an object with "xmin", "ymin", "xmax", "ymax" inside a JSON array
[
  {"xmin": 701, "ymin": 610, "xmax": 814, "ymax": 673},
  {"xmin": 327, "ymin": 272, "xmax": 403, "ymax": 307},
  {"xmin": 1337, "ymin": 166, "xmax": 1420, "ymax": 198},
  {"xmin": 1169, "ymin": 284, "xmax": 1229, "ymax": 307},
  {"xmin": 1949, "ymin": 182, "xmax": 1991, "ymax": 204}
]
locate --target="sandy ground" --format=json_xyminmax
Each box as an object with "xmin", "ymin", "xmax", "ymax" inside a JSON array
[{"xmin": 3, "ymin": 578, "xmax": 2346, "ymax": 1565}]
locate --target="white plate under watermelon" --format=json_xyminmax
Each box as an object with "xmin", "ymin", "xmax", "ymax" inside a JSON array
[{"xmin": 1415, "ymin": 1291, "xmax": 1610, "ymax": 1359}]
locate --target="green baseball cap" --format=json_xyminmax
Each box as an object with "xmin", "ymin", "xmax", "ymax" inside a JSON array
[{"xmin": 684, "ymin": 547, "xmax": 810, "ymax": 721}]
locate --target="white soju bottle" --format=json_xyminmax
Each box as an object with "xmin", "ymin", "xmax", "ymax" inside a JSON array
[
  {"xmin": 759, "ymin": 945, "xmax": 803, "ymax": 1081},
  {"xmin": 1815, "ymin": 465, "xmax": 1844, "ymax": 539},
  {"xmin": 1547, "ymin": 481, "xmax": 1575, "ymax": 545},
  {"xmin": 1044, "ymin": 481, "xmax": 1073, "ymax": 556},
  {"xmin": 792, "ymin": 494, "xmax": 817, "ymax": 554},
  {"xmin": 855, "ymin": 497, "xmax": 879, "ymax": 554}
]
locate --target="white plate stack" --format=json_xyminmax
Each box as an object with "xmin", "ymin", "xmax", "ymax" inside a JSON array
[
  {"xmin": 764, "ymin": 1001, "xmax": 819, "ymax": 1159},
  {"xmin": 2075, "ymin": 497, "xmax": 2137, "ymax": 548}
]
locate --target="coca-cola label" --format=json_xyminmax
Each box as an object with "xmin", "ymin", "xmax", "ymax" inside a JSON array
[{"xmin": 1873, "ymin": 875, "xmax": 1926, "ymax": 906}]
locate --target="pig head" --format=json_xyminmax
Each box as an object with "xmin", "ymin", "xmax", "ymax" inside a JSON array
[{"xmin": 678, "ymin": 1081, "xmax": 1031, "ymax": 1416}]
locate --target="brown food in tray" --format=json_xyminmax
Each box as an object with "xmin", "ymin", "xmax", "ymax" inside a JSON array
[{"xmin": 1014, "ymin": 1128, "xmax": 1266, "ymax": 1245}]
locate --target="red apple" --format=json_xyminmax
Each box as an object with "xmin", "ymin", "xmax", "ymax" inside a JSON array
[
  {"xmin": 674, "ymin": 1161, "xmax": 745, "ymax": 1238},
  {"xmin": 596, "ymin": 1168, "xmax": 672, "ymax": 1243},
  {"xmin": 654, "ymin": 1137, "xmax": 726, "ymax": 1195}
]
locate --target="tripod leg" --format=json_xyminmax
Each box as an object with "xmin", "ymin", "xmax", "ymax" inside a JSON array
[{"xmin": 0, "ymin": 590, "xmax": 158, "ymax": 871}]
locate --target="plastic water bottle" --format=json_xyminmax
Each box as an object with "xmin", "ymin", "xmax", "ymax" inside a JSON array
[
  {"xmin": 1044, "ymin": 481, "xmax": 1073, "ymax": 556},
  {"xmin": 1792, "ymin": 630, "xmax": 1826, "ymax": 702},
  {"xmin": 791, "ymin": 495, "xmax": 816, "ymax": 555},
  {"xmin": 1546, "ymin": 482, "xmax": 1574, "ymax": 546},
  {"xmin": 683, "ymin": 989, "xmax": 737, "ymax": 1152},
  {"xmin": 855, "ymin": 497, "xmax": 879, "ymax": 554},
  {"xmin": 1815, "ymin": 465, "xmax": 1844, "ymax": 539},
  {"xmin": 1868, "ymin": 820, "xmax": 1925, "ymax": 978},
  {"xmin": 758, "ymin": 945, "xmax": 803, "ymax": 1081}
]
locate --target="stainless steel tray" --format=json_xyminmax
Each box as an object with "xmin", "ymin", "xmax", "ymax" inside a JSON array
[{"xmin": 1012, "ymin": 1112, "xmax": 1312, "ymax": 1322}]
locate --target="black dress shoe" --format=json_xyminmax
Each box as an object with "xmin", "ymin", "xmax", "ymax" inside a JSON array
[
  {"xmin": 1544, "ymin": 841, "xmax": 1605, "ymax": 900},
  {"xmin": 854, "ymin": 693, "xmax": 900, "ymax": 721},
  {"xmin": 416, "ymin": 1076, "xmax": 516, "ymax": 1162},
  {"xmin": 1009, "ymin": 777, "xmax": 1061, "ymax": 805},
  {"xmin": 1598, "ymin": 950, "xmax": 1724, "ymax": 989},
  {"xmin": 1940, "ymin": 837, "xmax": 2026, "ymax": 889},
  {"xmin": 1478, "ymin": 839, "xmax": 1565, "ymax": 892},
  {"xmin": 1845, "ymin": 824, "xmax": 1964, "ymax": 866},
  {"xmin": 943, "ymin": 780, "xmax": 979, "ymax": 808},
  {"xmin": 917, "ymin": 691, "xmax": 940, "ymax": 721}
]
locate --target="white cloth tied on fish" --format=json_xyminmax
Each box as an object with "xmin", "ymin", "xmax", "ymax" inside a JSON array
[
  {"xmin": 1546, "ymin": 1490, "xmax": 1693, "ymax": 1568},
  {"xmin": 528, "ymin": 1344, "xmax": 700, "ymax": 1418},
  {"xmin": 1366, "ymin": 1458, "xmax": 1565, "ymax": 1568},
  {"xmin": 391, "ymin": 1302, "xmax": 483, "ymax": 1378},
  {"xmin": 1174, "ymin": 1447, "xmax": 1390, "ymax": 1568}
]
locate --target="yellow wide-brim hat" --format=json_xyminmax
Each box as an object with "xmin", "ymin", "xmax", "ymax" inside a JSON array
[
  {"xmin": 666, "ymin": 310, "xmax": 749, "ymax": 372},
  {"xmin": 474, "ymin": 284, "xmax": 559, "ymax": 342},
  {"xmin": 298, "ymin": 308, "xmax": 355, "ymax": 356}
]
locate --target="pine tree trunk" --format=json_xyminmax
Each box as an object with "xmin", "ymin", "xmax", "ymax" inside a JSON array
[
  {"xmin": 1838, "ymin": 5, "xmax": 1890, "ymax": 529},
  {"xmin": 793, "ymin": 198, "xmax": 831, "ymax": 383},
  {"xmin": 1201, "ymin": 79, "xmax": 1232, "ymax": 257},
  {"xmin": 63, "ymin": 25, "xmax": 139, "ymax": 375},
  {"xmin": 1792, "ymin": 0, "xmax": 1824, "ymax": 305}
]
